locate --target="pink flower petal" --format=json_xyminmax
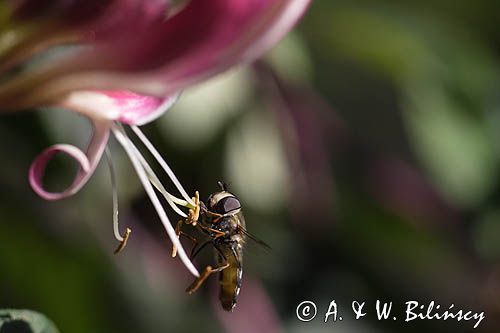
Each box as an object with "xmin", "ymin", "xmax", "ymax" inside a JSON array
[
  {"xmin": 29, "ymin": 121, "xmax": 110, "ymax": 200},
  {"xmin": 88, "ymin": 0, "xmax": 169, "ymax": 43},
  {"xmin": 1, "ymin": 1, "xmax": 169, "ymax": 80},
  {"xmin": 58, "ymin": 90, "xmax": 178, "ymax": 125},
  {"xmin": 11, "ymin": 0, "xmax": 168, "ymax": 33},
  {"xmin": 11, "ymin": 0, "xmax": 107, "ymax": 22},
  {"xmin": 150, "ymin": 0, "xmax": 312, "ymax": 90},
  {"xmin": 102, "ymin": 91, "xmax": 179, "ymax": 126},
  {"xmin": 94, "ymin": 0, "xmax": 312, "ymax": 74},
  {"xmin": 0, "ymin": 0, "xmax": 311, "ymax": 110}
]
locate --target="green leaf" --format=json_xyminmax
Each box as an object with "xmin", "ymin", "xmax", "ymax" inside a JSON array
[{"xmin": 0, "ymin": 309, "xmax": 59, "ymax": 333}]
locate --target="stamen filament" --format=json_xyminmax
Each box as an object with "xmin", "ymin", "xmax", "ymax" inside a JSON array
[
  {"xmin": 162, "ymin": 192, "xmax": 191, "ymax": 207},
  {"xmin": 105, "ymin": 147, "xmax": 131, "ymax": 254},
  {"xmin": 148, "ymin": 175, "xmax": 190, "ymax": 216},
  {"xmin": 134, "ymin": 149, "xmax": 188, "ymax": 218},
  {"xmin": 115, "ymin": 125, "xmax": 189, "ymax": 216},
  {"xmin": 112, "ymin": 124, "xmax": 199, "ymax": 277},
  {"xmin": 106, "ymin": 148, "xmax": 123, "ymax": 241},
  {"xmin": 131, "ymin": 125, "xmax": 196, "ymax": 208}
]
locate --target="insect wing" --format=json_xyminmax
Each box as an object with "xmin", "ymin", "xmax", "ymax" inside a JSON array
[{"xmin": 237, "ymin": 224, "xmax": 271, "ymax": 251}]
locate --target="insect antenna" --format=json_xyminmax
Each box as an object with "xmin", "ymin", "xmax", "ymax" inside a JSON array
[{"xmin": 217, "ymin": 181, "xmax": 230, "ymax": 191}]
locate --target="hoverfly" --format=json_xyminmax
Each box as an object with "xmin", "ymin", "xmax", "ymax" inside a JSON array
[{"xmin": 172, "ymin": 181, "xmax": 268, "ymax": 311}]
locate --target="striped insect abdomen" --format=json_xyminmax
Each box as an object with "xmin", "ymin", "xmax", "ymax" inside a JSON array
[{"xmin": 218, "ymin": 245, "xmax": 242, "ymax": 311}]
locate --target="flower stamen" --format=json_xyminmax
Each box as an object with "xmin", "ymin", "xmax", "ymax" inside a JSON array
[
  {"xmin": 114, "ymin": 228, "xmax": 131, "ymax": 255},
  {"xmin": 131, "ymin": 125, "xmax": 196, "ymax": 208},
  {"xmin": 112, "ymin": 123, "xmax": 199, "ymax": 277},
  {"xmin": 172, "ymin": 191, "xmax": 200, "ymax": 258},
  {"xmin": 105, "ymin": 147, "xmax": 132, "ymax": 254},
  {"xmin": 132, "ymin": 143, "xmax": 189, "ymax": 218},
  {"xmin": 187, "ymin": 191, "xmax": 200, "ymax": 226}
]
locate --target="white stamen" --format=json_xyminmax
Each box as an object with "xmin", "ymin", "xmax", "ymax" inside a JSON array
[
  {"xmin": 131, "ymin": 145, "xmax": 188, "ymax": 218},
  {"xmin": 112, "ymin": 124, "xmax": 199, "ymax": 277},
  {"xmin": 159, "ymin": 190, "xmax": 192, "ymax": 207},
  {"xmin": 131, "ymin": 125, "xmax": 196, "ymax": 207},
  {"xmin": 105, "ymin": 147, "xmax": 123, "ymax": 242}
]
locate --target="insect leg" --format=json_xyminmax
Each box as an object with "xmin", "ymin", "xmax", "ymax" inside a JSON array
[
  {"xmin": 171, "ymin": 220, "xmax": 183, "ymax": 258},
  {"xmin": 172, "ymin": 191, "xmax": 201, "ymax": 257},
  {"xmin": 186, "ymin": 262, "xmax": 230, "ymax": 294},
  {"xmin": 187, "ymin": 227, "xmax": 225, "ymax": 259},
  {"xmin": 190, "ymin": 240, "xmax": 212, "ymax": 260},
  {"xmin": 171, "ymin": 220, "xmax": 198, "ymax": 258},
  {"xmin": 186, "ymin": 244, "xmax": 230, "ymax": 294},
  {"xmin": 198, "ymin": 224, "xmax": 226, "ymax": 238}
]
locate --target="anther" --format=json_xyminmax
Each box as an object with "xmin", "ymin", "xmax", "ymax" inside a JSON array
[
  {"xmin": 187, "ymin": 191, "xmax": 200, "ymax": 226},
  {"xmin": 114, "ymin": 228, "xmax": 132, "ymax": 254}
]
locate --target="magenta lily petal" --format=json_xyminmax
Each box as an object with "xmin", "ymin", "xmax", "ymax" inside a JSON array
[
  {"xmin": 91, "ymin": 0, "xmax": 313, "ymax": 93},
  {"xmin": 89, "ymin": 0, "xmax": 169, "ymax": 43},
  {"xmin": 0, "ymin": 0, "xmax": 311, "ymax": 110},
  {"xmin": 176, "ymin": 0, "xmax": 310, "ymax": 76},
  {"xmin": 1, "ymin": 0, "xmax": 169, "ymax": 78},
  {"xmin": 103, "ymin": 91, "xmax": 179, "ymax": 126},
  {"xmin": 57, "ymin": 90, "xmax": 178, "ymax": 126},
  {"xmin": 29, "ymin": 121, "xmax": 110, "ymax": 200},
  {"xmin": 11, "ymin": 0, "xmax": 109, "ymax": 23},
  {"xmin": 106, "ymin": 0, "xmax": 313, "ymax": 73},
  {"xmin": 11, "ymin": 0, "xmax": 167, "ymax": 33}
]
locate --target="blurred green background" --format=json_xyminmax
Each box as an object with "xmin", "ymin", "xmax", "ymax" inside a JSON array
[{"xmin": 2, "ymin": 0, "xmax": 500, "ymax": 332}]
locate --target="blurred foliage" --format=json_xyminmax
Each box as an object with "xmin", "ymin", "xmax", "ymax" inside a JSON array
[
  {"xmin": 2, "ymin": 1, "xmax": 500, "ymax": 333},
  {"xmin": 303, "ymin": 0, "xmax": 500, "ymax": 208}
]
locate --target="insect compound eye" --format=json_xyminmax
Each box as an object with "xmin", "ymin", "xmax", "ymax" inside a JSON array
[
  {"xmin": 206, "ymin": 193, "xmax": 214, "ymax": 206},
  {"xmin": 214, "ymin": 196, "xmax": 241, "ymax": 214}
]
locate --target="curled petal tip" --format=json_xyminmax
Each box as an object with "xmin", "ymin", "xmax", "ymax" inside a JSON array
[
  {"xmin": 29, "ymin": 122, "xmax": 110, "ymax": 201},
  {"xmin": 29, "ymin": 144, "xmax": 91, "ymax": 201}
]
